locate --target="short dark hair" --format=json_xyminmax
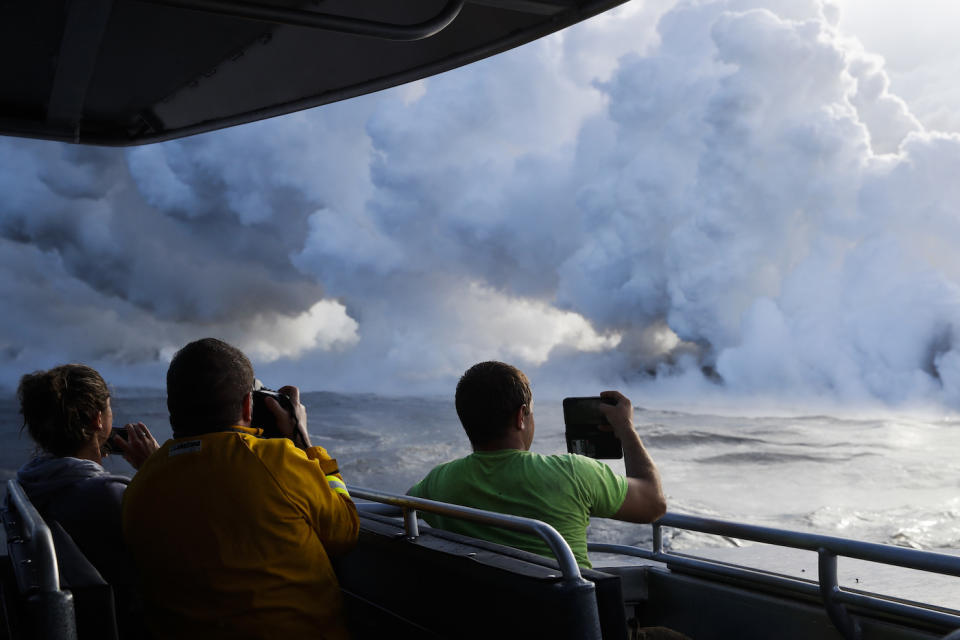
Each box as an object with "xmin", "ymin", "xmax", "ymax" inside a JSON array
[
  {"xmin": 167, "ymin": 338, "xmax": 254, "ymax": 437},
  {"xmin": 455, "ymin": 361, "xmax": 532, "ymax": 446},
  {"xmin": 18, "ymin": 364, "xmax": 110, "ymax": 457}
]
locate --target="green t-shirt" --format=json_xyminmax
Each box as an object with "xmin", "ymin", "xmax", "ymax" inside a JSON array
[{"xmin": 408, "ymin": 449, "xmax": 628, "ymax": 568}]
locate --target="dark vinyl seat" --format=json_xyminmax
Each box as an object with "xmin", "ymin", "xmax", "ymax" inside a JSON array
[
  {"xmin": 2, "ymin": 481, "xmax": 145, "ymax": 640},
  {"xmin": 334, "ymin": 513, "xmax": 630, "ymax": 640},
  {"xmin": 46, "ymin": 521, "xmax": 119, "ymax": 640}
]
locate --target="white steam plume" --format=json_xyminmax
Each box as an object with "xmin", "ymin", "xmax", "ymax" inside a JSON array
[{"xmin": 2, "ymin": 0, "xmax": 960, "ymax": 409}]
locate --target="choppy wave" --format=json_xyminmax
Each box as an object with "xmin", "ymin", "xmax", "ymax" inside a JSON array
[
  {"xmin": 695, "ymin": 451, "xmax": 877, "ymax": 465},
  {"xmin": 644, "ymin": 431, "xmax": 767, "ymax": 448},
  {"xmin": 3, "ymin": 390, "xmax": 959, "ymax": 553},
  {"xmin": 804, "ymin": 503, "xmax": 960, "ymax": 550}
]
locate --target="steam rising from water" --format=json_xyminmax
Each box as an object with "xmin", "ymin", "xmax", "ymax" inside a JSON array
[{"xmin": 1, "ymin": 0, "xmax": 959, "ymax": 407}]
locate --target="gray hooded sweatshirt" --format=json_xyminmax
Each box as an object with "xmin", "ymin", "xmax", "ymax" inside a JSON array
[{"xmin": 17, "ymin": 456, "xmax": 131, "ymax": 584}]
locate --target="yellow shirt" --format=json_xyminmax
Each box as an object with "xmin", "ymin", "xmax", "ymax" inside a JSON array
[{"xmin": 122, "ymin": 427, "xmax": 358, "ymax": 640}]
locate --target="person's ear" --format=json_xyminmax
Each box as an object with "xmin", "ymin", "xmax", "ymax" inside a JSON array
[
  {"xmin": 90, "ymin": 411, "xmax": 107, "ymax": 434},
  {"xmin": 513, "ymin": 405, "xmax": 527, "ymax": 431},
  {"xmin": 241, "ymin": 392, "xmax": 253, "ymax": 423}
]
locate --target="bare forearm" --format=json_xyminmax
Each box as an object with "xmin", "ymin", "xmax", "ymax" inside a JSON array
[
  {"xmin": 618, "ymin": 430, "xmax": 667, "ymax": 521},
  {"xmin": 621, "ymin": 429, "xmax": 662, "ymax": 486},
  {"xmin": 600, "ymin": 390, "xmax": 667, "ymax": 523}
]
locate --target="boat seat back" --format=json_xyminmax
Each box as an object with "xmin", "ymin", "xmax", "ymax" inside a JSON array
[
  {"xmin": 45, "ymin": 521, "xmax": 119, "ymax": 640},
  {"xmin": 1, "ymin": 544, "xmax": 25, "ymax": 639},
  {"xmin": 334, "ymin": 514, "xmax": 629, "ymax": 640},
  {"xmin": 2, "ymin": 484, "xmax": 77, "ymax": 640},
  {"xmin": 1, "ymin": 481, "xmax": 136, "ymax": 640},
  {"xmin": 46, "ymin": 523, "xmax": 148, "ymax": 640}
]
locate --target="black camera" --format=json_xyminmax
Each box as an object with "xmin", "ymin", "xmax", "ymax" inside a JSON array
[
  {"xmin": 251, "ymin": 384, "xmax": 297, "ymax": 440},
  {"xmin": 563, "ymin": 396, "xmax": 623, "ymax": 459},
  {"xmin": 102, "ymin": 426, "xmax": 129, "ymax": 454}
]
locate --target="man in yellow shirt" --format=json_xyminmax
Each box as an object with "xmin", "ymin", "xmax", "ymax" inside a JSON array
[{"xmin": 123, "ymin": 338, "xmax": 358, "ymax": 640}]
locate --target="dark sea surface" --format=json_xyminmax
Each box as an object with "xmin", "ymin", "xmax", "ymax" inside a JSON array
[
  {"xmin": 4, "ymin": 388, "xmax": 959, "ymax": 548},
  {"xmin": 3, "ymin": 389, "xmax": 960, "ymax": 606}
]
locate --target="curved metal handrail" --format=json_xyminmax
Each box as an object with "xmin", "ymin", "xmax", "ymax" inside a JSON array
[
  {"xmin": 4, "ymin": 479, "xmax": 62, "ymax": 593},
  {"xmin": 137, "ymin": 0, "xmax": 466, "ymax": 41},
  {"xmin": 348, "ymin": 485, "xmax": 585, "ymax": 585},
  {"xmin": 589, "ymin": 511, "xmax": 960, "ymax": 639},
  {"xmin": 653, "ymin": 513, "xmax": 960, "ymax": 575}
]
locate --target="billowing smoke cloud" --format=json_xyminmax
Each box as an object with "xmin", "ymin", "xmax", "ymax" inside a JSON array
[
  {"xmin": 1, "ymin": 0, "xmax": 959, "ymax": 408},
  {"xmin": 552, "ymin": 1, "xmax": 960, "ymax": 406},
  {"xmin": 0, "ymin": 113, "xmax": 366, "ymax": 386}
]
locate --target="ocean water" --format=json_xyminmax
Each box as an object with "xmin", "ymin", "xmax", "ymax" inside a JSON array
[{"xmin": 4, "ymin": 388, "xmax": 959, "ymax": 554}]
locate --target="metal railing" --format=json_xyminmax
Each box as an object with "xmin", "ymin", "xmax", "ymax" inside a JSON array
[
  {"xmin": 589, "ymin": 512, "xmax": 960, "ymax": 640},
  {"xmin": 348, "ymin": 485, "xmax": 585, "ymax": 585}
]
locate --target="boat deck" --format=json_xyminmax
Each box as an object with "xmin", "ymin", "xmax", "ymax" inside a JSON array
[{"xmin": 3, "ymin": 481, "xmax": 960, "ymax": 639}]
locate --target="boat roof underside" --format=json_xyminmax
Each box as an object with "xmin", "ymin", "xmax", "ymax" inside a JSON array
[{"xmin": 0, "ymin": 0, "xmax": 628, "ymax": 146}]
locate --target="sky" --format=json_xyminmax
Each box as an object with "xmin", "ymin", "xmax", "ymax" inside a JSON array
[{"xmin": 2, "ymin": 0, "xmax": 960, "ymax": 410}]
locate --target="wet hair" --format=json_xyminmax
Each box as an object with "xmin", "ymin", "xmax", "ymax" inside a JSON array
[
  {"xmin": 167, "ymin": 338, "xmax": 254, "ymax": 437},
  {"xmin": 455, "ymin": 361, "xmax": 532, "ymax": 446},
  {"xmin": 18, "ymin": 364, "xmax": 110, "ymax": 457}
]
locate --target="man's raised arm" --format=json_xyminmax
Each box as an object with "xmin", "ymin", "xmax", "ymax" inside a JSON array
[
  {"xmin": 268, "ymin": 384, "xmax": 359, "ymax": 552},
  {"xmin": 600, "ymin": 390, "xmax": 667, "ymax": 523}
]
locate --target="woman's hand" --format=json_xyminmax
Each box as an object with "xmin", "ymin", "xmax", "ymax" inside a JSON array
[{"xmin": 114, "ymin": 422, "xmax": 160, "ymax": 469}]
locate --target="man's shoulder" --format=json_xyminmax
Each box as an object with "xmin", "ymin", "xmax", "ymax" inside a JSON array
[
  {"xmin": 232, "ymin": 433, "xmax": 323, "ymax": 481},
  {"xmin": 409, "ymin": 454, "xmax": 473, "ymax": 495},
  {"xmin": 424, "ymin": 450, "xmax": 594, "ymax": 474},
  {"xmin": 412, "ymin": 450, "xmax": 605, "ymax": 488},
  {"xmin": 525, "ymin": 451, "xmax": 598, "ymax": 471},
  {"xmin": 132, "ymin": 432, "xmax": 292, "ymax": 482},
  {"xmin": 524, "ymin": 452, "xmax": 622, "ymax": 487},
  {"xmin": 173, "ymin": 430, "xmax": 297, "ymax": 456},
  {"xmin": 237, "ymin": 432, "xmax": 299, "ymax": 453},
  {"xmin": 419, "ymin": 454, "xmax": 473, "ymax": 478}
]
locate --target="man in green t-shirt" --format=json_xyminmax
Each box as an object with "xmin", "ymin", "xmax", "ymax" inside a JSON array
[{"xmin": 408, "ymin": 361, "xmax": 666, "ymax": 568}]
